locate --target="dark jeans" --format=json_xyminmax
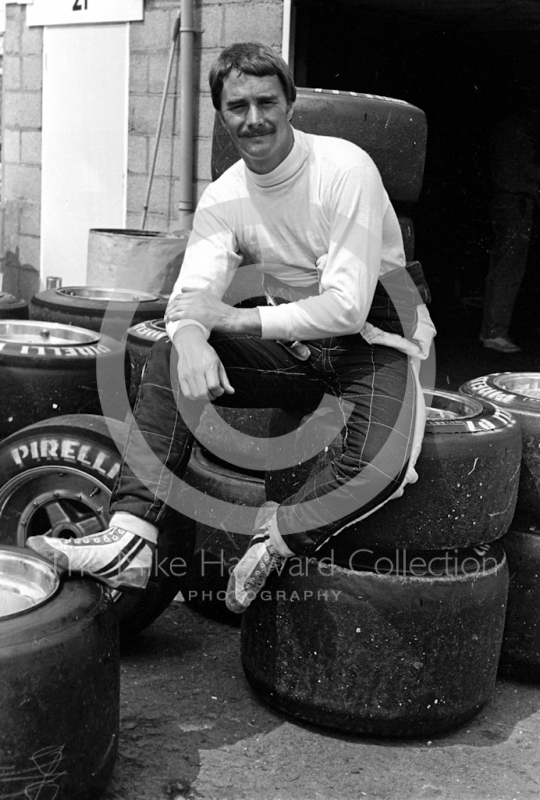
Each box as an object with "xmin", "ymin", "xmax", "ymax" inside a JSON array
[
  {"xmin": 111, "ymin": 332, "xmax": 417, "ymax": 556},
  {"xmin": 481, "ymin": 192, "xmax": 535, "ymax": 339}
]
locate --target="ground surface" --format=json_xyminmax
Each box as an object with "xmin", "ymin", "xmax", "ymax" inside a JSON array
[
  {"xmin": 103, "ymin": 299, "xmax": 540, "ymax": 800},
  {"xmin": 102, "ymin": 598, "xmax": 540, "ymax": 800}
]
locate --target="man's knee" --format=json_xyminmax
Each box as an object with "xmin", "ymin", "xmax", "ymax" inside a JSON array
[{"xmin": 142, "ymin": 337, "xmax": 176, "ymax": 387}]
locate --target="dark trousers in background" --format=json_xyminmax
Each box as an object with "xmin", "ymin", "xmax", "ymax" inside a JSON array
[{"xmin": 481, "ymin": 192, "xmax": 535, "ymax": 340}]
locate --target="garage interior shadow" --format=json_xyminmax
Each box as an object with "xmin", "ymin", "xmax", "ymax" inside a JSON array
[{"xmin": 293, "ymin": 0, "xmax": 540, "ymax": 387}]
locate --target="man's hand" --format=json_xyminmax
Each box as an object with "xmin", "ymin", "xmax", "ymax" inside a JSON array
[
  {"xmin": 166, "ymin": 289, "xmax": 232, "ymax": 331},
  {"xmin": 173, "ymin": 326, "xmax": 234, "ymax": 402},
  {"xmin": 166, "ymin": 288, "xmax": 262, "ymax": 335}
]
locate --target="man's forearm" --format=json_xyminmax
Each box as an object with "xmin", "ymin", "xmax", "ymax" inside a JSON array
[
  {"xmin": 213, "ymin": 306, "xmax": 262, "ymax": 336},
  {"xmin": 166, "ymin": 291, "xmax": 262, "ymax": 338}
]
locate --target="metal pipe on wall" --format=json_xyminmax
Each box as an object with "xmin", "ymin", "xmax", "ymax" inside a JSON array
[
  {"xmin": 177, "ymin": 0, "xmax": 195, "ymax": 223},
  {"xmin": 140, "ymin": 8, "xmax": 181, "ymax": 230},
  {"xmin": 281, "ymin": 0, "xmax": 293, "ymax": 64}
]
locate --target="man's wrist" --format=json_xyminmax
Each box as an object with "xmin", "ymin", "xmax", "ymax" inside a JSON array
[
  {"xmin": 172, "ymin": 324, "xmax": 208, "ymax": 351},
  {"xmin": 168, "ymin": 319, "xmax": 210, "ymax": 344}
]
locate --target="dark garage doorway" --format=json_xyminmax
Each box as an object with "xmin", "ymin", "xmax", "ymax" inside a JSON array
[{"xmin": 292, "ymin": 0, "xmax": 540, "ymax": 331}]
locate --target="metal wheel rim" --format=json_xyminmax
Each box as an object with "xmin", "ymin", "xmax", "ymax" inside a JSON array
[
  {"xmin": 0, "ymin": 320, "xmax": 100, "ymax": 345},
  {"xmin": 493, "ymin": 373, "xmax": 540, "ymax": 399},
  {"xmin": 0, "ymin": 466, "xmax": 111, "ymax": 546},
  {"xmin": 56, "ymin": 286, "xmax": 159, "ymax": 302},
  {"xmin": 424, "ymin": 389, "xmax": 483, "ymax": 421},
  {"xmin": 0, "ymin": 549, "xmax": 60, "ymax": 619}
]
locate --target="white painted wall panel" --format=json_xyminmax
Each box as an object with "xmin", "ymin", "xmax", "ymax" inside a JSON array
[
  {"xmin": 41, "ymin": 23, "xmax": 128, "ymax": 286},
  {"xmin": 27, "ymin": 0, "xmax": 143, "ymax": 27}
]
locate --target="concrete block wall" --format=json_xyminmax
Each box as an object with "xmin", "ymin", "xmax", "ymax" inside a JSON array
[
  {"xmin": 1, "ymin": 2, "xmax": 42, "ymax": 299},
  {"xmin": 0, "ymin": 0, "xmax": 284, "ymax": 298},
  {"xmin": 127, "ymin": 0, "xmax": 284, "ymax": 232}
]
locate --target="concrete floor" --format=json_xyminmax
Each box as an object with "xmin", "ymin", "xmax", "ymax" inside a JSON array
[{"xmin": 103, "ymin": 599, "xmax": 540, "ymax": 800}]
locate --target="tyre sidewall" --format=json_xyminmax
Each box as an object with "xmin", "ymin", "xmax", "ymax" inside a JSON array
[{"xmin": 0, "ymin": 415, "xmax": 195, "ymax": 638}]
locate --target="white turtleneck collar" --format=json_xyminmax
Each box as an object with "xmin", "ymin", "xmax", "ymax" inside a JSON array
[{"xmin": 244, "ymin": 128, "xmax": 310, "ymax": 188}]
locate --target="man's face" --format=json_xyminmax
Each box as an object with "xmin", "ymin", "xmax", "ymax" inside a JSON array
[{"xmin": 218, "ymin": 72, "xmax": 295, "ymax": 174}]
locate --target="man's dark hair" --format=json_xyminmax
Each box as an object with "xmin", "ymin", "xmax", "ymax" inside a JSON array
[{"xmin": 209, "ymin": 42, "xmax": 296, "ymax": 111}]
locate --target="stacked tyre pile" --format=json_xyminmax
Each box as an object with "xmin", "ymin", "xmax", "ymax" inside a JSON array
[
  {"xmin": 124, "ymin": 88, "xmax": 429, "ymax": 612},
  {"xmin": 0, "ymin": 282, "xmax": 196, "ymax": 641},
  {"xmin": 29, "ymin": 285, "xmax": 168, "ymax": 336},
  {"xmin": 0, "ymin": 278, "xmax": 185, "ymax": 798},
  {"xmin": 166, "ymin": 387, "xmax": 521, "ymax": 735},
  {"xmin": 238, "ymin": 390, "xmax": 521, "ymax": 736},
  {"xmin": 0, "ymin": 319, "xmax": 126, "ymax": 437},
  {"xmin": 0, "ymin": 290, "xmax": 30, "ymax": 320},
  {"xmin": 0, "ymin": 546, "xmax": 119, "ymax": 800},
  {"xmin": 139, "ymin": 91, "xmax": 522, "ymax": 736},
  {"xmin": 461, "ymin": 372, "xmax": 540, "ymax": 679}
]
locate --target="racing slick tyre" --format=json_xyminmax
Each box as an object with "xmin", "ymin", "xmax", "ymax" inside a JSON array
[
  {"xmin": 241, "ymin": 541, "xmax": 508, "ymax": 737},
  {"xmin": 460, "ymin": 373, "xmax": 540, "ymax": 529},
  {"xmin": 0, "ymin": 320, "xmax": 128, "ymax": 438},
  {"xmin": 29, "ymin": 286, "xmax": 167, "ymax": 340},
  {"xmin": 266, "ymin": 388, "xmax": 522, "ymax": 551},
  {"xmin": 498, "ymin": 528, "xmax": 540, "ymax": 679},
  {"xmin": 0, "ymin": 414, "xmax": 196, "ymax": 640},
  {"xmin": 0, "ymin": 291, "xmax": 29, "ymax": 319},
  {"xmin": 0, "ymin": 546, "xmax": 119, "ymax": 799},
  {"xmin": 212, "ymin": 88, "xmax": 427, "ymax": 206},
  {"xmin": 176, "ymin": 387, "xmax": 521, "ymax": 617}
]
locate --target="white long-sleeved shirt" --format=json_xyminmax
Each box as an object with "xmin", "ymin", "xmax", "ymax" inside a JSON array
[{"xmin": 167, "ymin": 127, "xmax": 434, "ymax": 355}]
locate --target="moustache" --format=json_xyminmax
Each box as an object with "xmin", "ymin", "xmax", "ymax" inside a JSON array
[{"xmin": 240, "ymin": 127, "xmax": 274, "ymax": 138}]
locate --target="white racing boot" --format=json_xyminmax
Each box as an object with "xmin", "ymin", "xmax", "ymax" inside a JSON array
[
  {"xmin": 226, "ymin": 501, "xmax": 287, "ymax": 614},
  {"xmin": 27, "ymin": 525, "xmax": 157, "ymax": 593}
]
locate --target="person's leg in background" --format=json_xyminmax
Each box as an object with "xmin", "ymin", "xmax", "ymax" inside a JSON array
[{"xmin": 481, "ymin": 193, "xmax": 534, "ymax": 352}]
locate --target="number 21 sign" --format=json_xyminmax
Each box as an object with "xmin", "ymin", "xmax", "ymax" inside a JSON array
[{"xmin": 26, "ymin": 0, "xmax": 144, "ymax": 27}]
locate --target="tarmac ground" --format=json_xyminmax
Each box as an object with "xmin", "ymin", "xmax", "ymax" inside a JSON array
[{"xmin": 103, "ymin": 599, "xmax": 540, "ymax": 800}]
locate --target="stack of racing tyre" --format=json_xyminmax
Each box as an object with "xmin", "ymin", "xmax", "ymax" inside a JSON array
[
  {"xmin": 122, "ymin": 326, "xmax": 524, "ymax": 738},
  {"xmin": 461, "ymin": 372, "xmax": 540, "ymax": 680},
  {"xmin": 0, "ymin": 545, "xmax": 119, "ymax": 800},
  {"xmin": 147, "ymin": 90, "xmax": 521, "ymax": 737},
  {"xmin": 0, "ymin": 287, "xmax": 191, "ymax": 797},
  {"xmin": 0, "ymin": 280, "xmax": 196, "ymax": 638},
  {"xmin": 237, "ymin": 390, "xmax": 521, "ymax": 736},
  {"xmin": 0, "ymin": 85, "xmax": 522, "ymax": 773}
]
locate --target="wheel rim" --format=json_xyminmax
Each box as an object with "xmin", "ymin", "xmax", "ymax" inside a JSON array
[
  {"xmin": 0, "ymin": 549, "xmax": 60, "ymax": 619},
  {"xmin": 424, "ymin": 389, "xmax": 483, "ymax": 421},
  {"xmin": 56, "ymin": 286, "xmax": 160, "ymax": 302},
  {"xmin": 493, "ymin": 373, "xmax": 540, "ymax": 399},
  {"xmin": 0, "ymin": 320, "xmax": 100, "ymax": 345},
  {"xmin": 0, "ymin": 466, "xmax": 111, "ymax": 546}
]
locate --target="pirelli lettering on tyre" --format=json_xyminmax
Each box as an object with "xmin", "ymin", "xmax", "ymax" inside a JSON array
[
  {"xmin": 10, "ymin": 437, "xmax": 120, "ymax": 479},
  {"xmin": 0, "ymin": 342, "xmax": 112, "ymax": 358},
  {"xmin": 464, "ymin": 406, "xmax": 514, "ymax": 431},
  {"xmin": 426, "ymin": 404, "xmax": 514, "ymax": 433},
  {"xmin": 465, "ymin": 377, "xmax": 518, "ymax": 405},
  {"xmin": 131, "ymin": 322, "xmax": 167, "ymax": 341}
]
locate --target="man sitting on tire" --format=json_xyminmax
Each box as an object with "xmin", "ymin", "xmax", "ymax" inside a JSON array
[{"xmin": 28, "ymin": 42, "xmax": 436, "ymax": 613}]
